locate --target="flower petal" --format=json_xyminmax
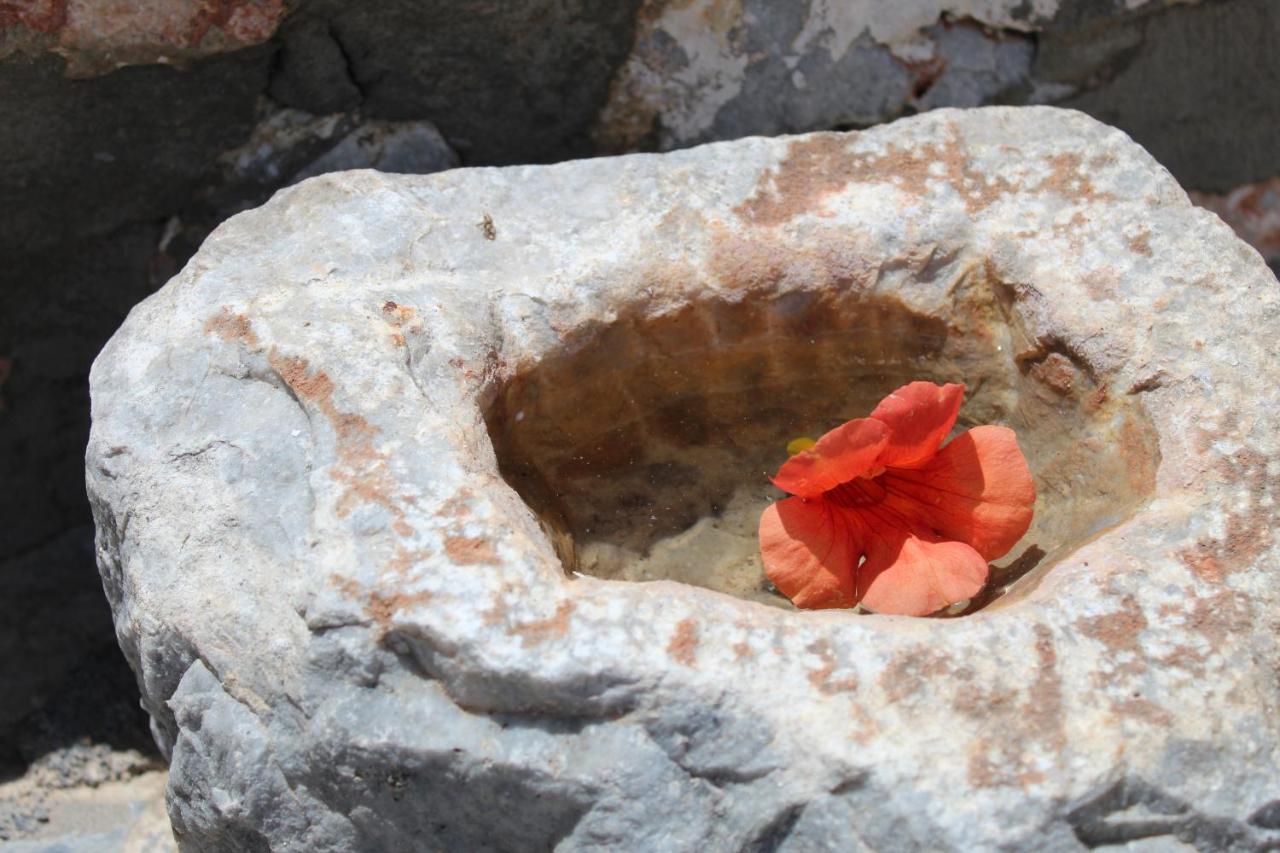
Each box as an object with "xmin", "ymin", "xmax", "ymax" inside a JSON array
[
  {"xmin": 877, "ymin": 425, "xmax": 1035, "ymax": 561},
  {"xmin": 868, "ymin": 381, "xmax": 966, "ymax": 468},
  {"xmin": 772, "ymin": 418, "xmax": 889, "ymax": 498},
  {"xmin": 759, "ymin": 497, "xmax": 862, "ymax": 609},
  {"xmin": 857, "ymin": 531, "xmax": 989, "ymax": 616}
]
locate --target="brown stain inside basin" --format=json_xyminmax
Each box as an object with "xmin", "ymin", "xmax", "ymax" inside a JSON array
[{"xmin": 483, "ymin": 264, "xmax": 1158, "ymax": 613}]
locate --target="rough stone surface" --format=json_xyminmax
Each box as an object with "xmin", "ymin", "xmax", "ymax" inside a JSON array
[
  {"xmin": 287, "ymin": 0, "xmax": 644, "ymax": 164},
  {"xmin": 0, "ymin": 49, "xmax": 272, "ymax": 255},
  {"xmin": 594, "ymin": 0, "xmax": 1280, "ymax": 193},
  {"xmin": 594, "ymin": 0, "xmax": 1050, "ymax": 151},
  {"xmin": 8, "ymin": 0, "xmax": 1280, "ymax": 833},
  {"xmin": 1048, "ymin": 0, "xmax": 1280, "ymax": 192},
  {"xmin": 89, "ymin": 107, "xmax": 1280, "ymax": 850},
  {"xmin": 0, "ymin": 0, "xmax": 285, "ymax": 76}
]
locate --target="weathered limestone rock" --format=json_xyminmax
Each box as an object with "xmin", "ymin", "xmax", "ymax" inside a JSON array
[{"xmin": 88, "ymin": 107, "xmax": 1280, "ymax": 851}]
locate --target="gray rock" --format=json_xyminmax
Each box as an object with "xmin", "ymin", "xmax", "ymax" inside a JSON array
[
  {"xmin": 267, "ymin": 16, "xmax": 362, "ymax": 116},
  {"xmin": 594, "ymin": 0, "xmax": 1280, "ymax": 193},
  {"xmin": 594, "ymin": 0, "xmax": 1049, "ymax": 152},
  {"xmin": 89, "ymin": 106, "xmax": 1280, "ymax": 850},
  {"xmin": 0, "ymin": 50, "xmax": 272, "ymax": 255},
  {"xmin": 301, "ymin": 0, "xmax": 643, "ymax": 164},
  {"xmin": 208, "ymin": 107, "xmax": 459, "ymax": 200},
  {"xmin": 290, "ymin": 120, "xmax": 458, "ymax": 182},
  {"xmin": 1047, "ymin": 0, "xmax": 1280, "ymax": 192}
]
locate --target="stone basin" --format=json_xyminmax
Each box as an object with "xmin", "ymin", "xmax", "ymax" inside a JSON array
[{"xmin": 88, "ymin": 107, "xmax": 1280, "ymax": 851}]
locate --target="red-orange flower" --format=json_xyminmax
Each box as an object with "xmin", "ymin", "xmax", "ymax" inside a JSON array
[{"xmin": 758, "ymin": 381, "xmax": 1035, "ymax": 616}]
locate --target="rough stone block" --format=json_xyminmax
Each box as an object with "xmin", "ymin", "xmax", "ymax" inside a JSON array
[{"xmin": 88, "ymin": 107, "xmax": 1280, "ymax": 851}]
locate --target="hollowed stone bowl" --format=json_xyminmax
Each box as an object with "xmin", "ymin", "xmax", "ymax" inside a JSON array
[{"xmin": 88, "ymin": 107, "xmax": 1280, "ymax": 851}]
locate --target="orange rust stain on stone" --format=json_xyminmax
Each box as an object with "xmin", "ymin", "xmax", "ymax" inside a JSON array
[
  {"xmin": 327, "ymin": 573, "xmax": 431, "ymax": 633},
  {"xmin": 1039, "ymin": 152, "xmax": 1114, "ymax": 204},
  {"xmin": 23, "ymin": 0, "xmax": 285, "ymax": 59},
  {"xmin": 328, "ymin": 573, "xmax": 362, "ymax": 598},
  {"xmin": 1179, "ymin": 448, "xmax": 1275, "ymax": 581},
  {"xmin": 734, "ymin": 125, "xmax": 1120, "ymax": 230},
  {"xmin": 510, "ymin": 600, "xmax": 575, "ymax": 646},
  {"xmin": 1078, "ymin": 595, "xmax": 1149, "ymax": 685},
  {"xmin": 1153, "ymin": 642, "xmax": 1208, "ymax": 679},
  {"xmin": 1079, "ymin": 594, "xmax": 1147, "ymax": 655},
  {"xmin": 706, "ymin": 222, "xmax": 881, "ymax": 298},
  {"xmin": 667, "ymin": 618, "xmax": 699, "ymax": 667},
  {"xmin": 874, "ymin": 131, "xmax": 1013, "ymax": 213},
  {"xmin": 1088, "ymin": 153, "xmax": 1117, "ymax": 172},
  {"xmin": 1118, "ymin": 414, "xmax": 1159, "ymax": 495},
  {"xmin": 381, "ymin": 300, "xmax": 421, "ymax": 348},
  {"xmin": 965, "ymin": 738, "xmax": 1049, "ymax": 789},
  {"xmin": 966, "ymin": 740, "xmax": 1002, "ymax": 788},
  {"xmin": 951, "ymin": 682, "xmax": 1017, "ymax": 720},
  {"xmin": 878, "ymin": 646, "xmax": 952, "ymax": 703},
  {"xmin": 478, "ymin": 582, "xmax": 516, "ymax": 627},
  {"xmin": 1111, "ymin": 696, "xmax": 1172, "ymax": 726},
  {"xmin": 266, "ymin": 348, "xmax": 413, "ymax": 535},
  {"xmin": 806, "ymin": 639, "xmax": 858, "ymax": 694},
  {"xmin": 367, "ymin": 589, "xmax": 434, "ymax": 631},
  {"xmin": 731, "ymin": 622, "xmax": 756, "ymax": 660},
  {"xmin": 270, "ymin": 350, "xmax": 337, "ymax": 405},
  {"xmin": 1127, "ymin": 229, "xmax": 1153, "ymax": 257},
  {"xmin": 734, "ymin": 134, "xmax": 860, "ymax": 226},
  {"xmin": 1026, "ymin": 625, "xmax": 1065, "ymax": 751},
  {"xmin": 1181, "ymin": 551, "xmax": 1224, "ymax": 583},
  {"xmin": 965, "ymin": 625, "xmax": 1064, "ymax": 789},
  {"xmin": 1079, "ymin": 595, "xmax": 1150, "ymax": 687},
  {"xmin": 444, "ymin": 535, "xmax": 497, "ymax": 565},
  {"xmin": 437, "ymin": 489, "xmax": 474, "ymax": 518},
  {"xmin": 201, "ymin": 311, "xmax": 416, "ymax": 536},
  {"xmin": 1051, "ymin": 210, "xmax": 1089, "ymax": 249},
  {"xmin": 966, "ymin": 739, "xmax": 1045, "ymax": 789},
  {"xmin": 386, "ymin": 546, "xmax": 431, "ymax": 576},
  {"xmin": 203, "ymin": 307, "xmax": 260, "ymax": 348},
  {"xmin": 1183, "ymin": 589, "xmax": 1253, "ymax": 645}
]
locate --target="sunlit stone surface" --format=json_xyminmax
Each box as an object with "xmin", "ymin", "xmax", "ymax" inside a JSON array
[{"xmin": 88, "ymin": 107, "xmax": 1280, "ymax": 851}]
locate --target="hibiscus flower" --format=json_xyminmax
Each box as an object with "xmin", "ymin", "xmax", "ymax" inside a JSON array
[{"xmin": 758, "ymin": 381, "xmax": 1035, "ymax": 616}]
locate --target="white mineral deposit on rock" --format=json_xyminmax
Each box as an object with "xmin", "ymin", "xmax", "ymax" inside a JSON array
[{"xmin": 88, "ymin": 107, "xmax": 1280, "ymax": 851}]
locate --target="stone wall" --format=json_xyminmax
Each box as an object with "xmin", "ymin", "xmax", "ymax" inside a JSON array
[{"xmin": 1, "ymin": 0, "xmax": 1277, "ymax": 801}]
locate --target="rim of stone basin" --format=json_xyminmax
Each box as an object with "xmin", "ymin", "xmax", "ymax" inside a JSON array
[
  {"xmin": 87, "ymin": 106, "xmax": 1280, "ymax": 847},
  {"xmin": 480, "ymin": 270, "xmax": 1158, "ymax": 617}
]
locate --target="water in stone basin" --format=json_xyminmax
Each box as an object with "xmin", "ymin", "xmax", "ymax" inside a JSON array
[{"xmin": 484, "ymin": 269, "xmax": 1159, "ymax": 615}]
